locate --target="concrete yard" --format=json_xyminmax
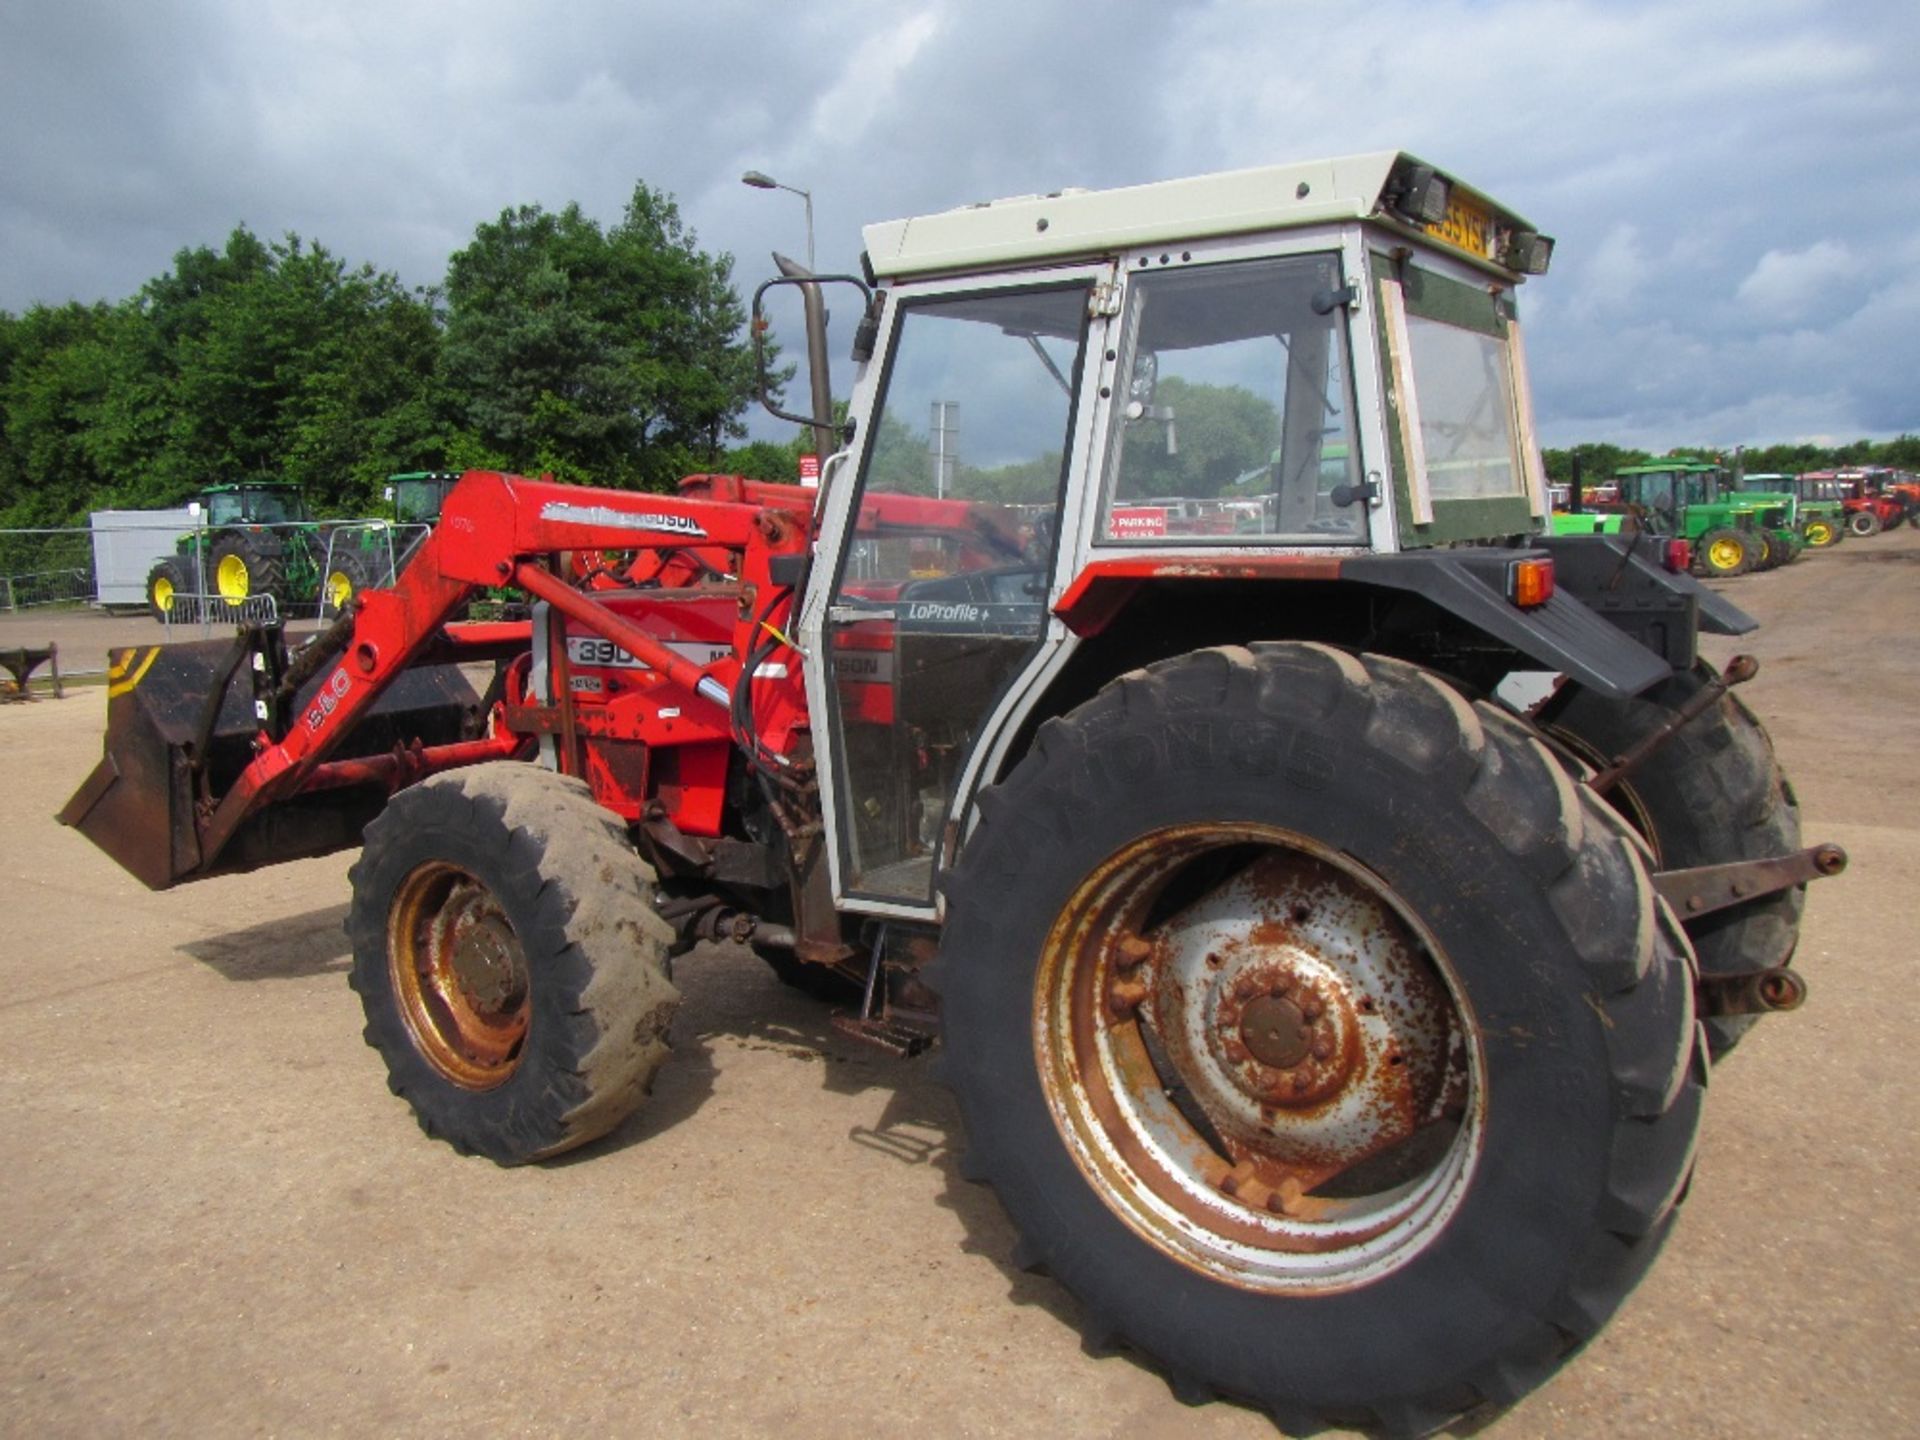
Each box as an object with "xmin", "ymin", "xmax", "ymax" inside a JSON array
[{"xmin": 2, "ymin": 531, "xmax": 1916, "ymax": 1437}]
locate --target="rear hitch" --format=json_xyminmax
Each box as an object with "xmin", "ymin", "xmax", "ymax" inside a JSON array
[
  {"xmin": 1589, "ymin": 653, "xmax": 1759, "ymax": 796},
  {"xmin": 1698, "ymin": 966, "xmax": 1808, "ymax": 1018},
  {"xmin": 1652, "ymin": 843, "xmax": 1849, "ymax": 919}
]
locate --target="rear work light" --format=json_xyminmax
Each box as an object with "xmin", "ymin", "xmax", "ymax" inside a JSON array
[
  {"xmin": 1508, "ymin": 556, "xmax": 1555, "ymax": 608},
  {"xmin": 1664, "ymin": 539, "xmax": 1692, "ymax": 574}
]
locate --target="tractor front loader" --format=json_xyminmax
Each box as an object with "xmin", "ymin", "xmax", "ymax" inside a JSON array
[{"xmin": 62, "ymin": 152, "xmax": 1845, "ymax": 1436}]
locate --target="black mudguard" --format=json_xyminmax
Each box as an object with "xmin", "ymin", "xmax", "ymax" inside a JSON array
[
  {"xmin": 1345, "ymin": 547, "xmax": 1673, "ymax": 700},
  {"xmin": 1538, "ymin": 532, "xmax": 1757, "ymax": 655}
]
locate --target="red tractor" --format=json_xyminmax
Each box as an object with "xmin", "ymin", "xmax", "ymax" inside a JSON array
[
  {"xmin": 1807, "ymin": 466, "xmax": 1918, "ymax": 536},
  {"xmin": 61, "ymin": 152, "xmax": 1840, "ymax": 1434}
]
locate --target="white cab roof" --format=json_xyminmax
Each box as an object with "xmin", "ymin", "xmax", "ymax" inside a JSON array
[{"xmin": 863, "ymin": 151, "xmax": 1530, "ymax": 281}]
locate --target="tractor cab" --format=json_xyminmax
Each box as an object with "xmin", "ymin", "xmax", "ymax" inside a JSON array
[
  {"xmin": 800, "ymin": 152, "xmax": 1559, "ymax": 909},
  {"xmin": 199, "ymin": 481, "xmax": 310, "ymax": 528},
  {"xmin": 385, "ymin": 471, "xmax": 462, "ymax": 527}
]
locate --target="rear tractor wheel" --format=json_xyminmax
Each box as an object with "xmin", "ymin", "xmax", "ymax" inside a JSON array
[
  {"xmin": 1539, "ymin": 662, "xmax": 1803, "ymax": 1060},
  {"xmin": 208, "ymin": 532, "xmax": 289, "ymax": 610},
  {"xmin": 347, "ymin": 763, "xmax": 680, "ymax": 1163},
  {"xmin": 1846, "ymin": 509, "xmax": 1882, "ymax": 537},
  {"xmin": 937, "ymin": 644, "xmax": 1701, "ymax": 1433}
]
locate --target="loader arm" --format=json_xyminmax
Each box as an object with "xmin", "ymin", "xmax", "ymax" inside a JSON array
[{"xmin": 64, "ymin": 470, "xmax": 814, "ymax": 888}]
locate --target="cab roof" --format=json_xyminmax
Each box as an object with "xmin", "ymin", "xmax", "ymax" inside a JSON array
[{"xmin": 862, "ymin": 151, "xmax": 1539, "ymax": 282}]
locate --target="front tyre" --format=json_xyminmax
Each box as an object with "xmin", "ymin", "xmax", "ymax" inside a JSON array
[
  {"xmin": 937, "ymin": 645, "xmax": 1701, "ymax": 1434},
  {"xmin": 1695, "ymin": 527, "xmax": 1752, "ymax": 577},
  {"xmin": 146, "ymin": 558, "xmax": 189, "ymax": 623},
  {"xmin": 1847, "ymin": 509, "xmax": 1882, "ymax": 537},
  {"xmin": 347, "ymin": 763, "xmax": 679, "ymax": 1163}
]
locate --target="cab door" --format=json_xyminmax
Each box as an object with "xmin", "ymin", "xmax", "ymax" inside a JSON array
[{"xmin": 805, "ymin": 272, "xmax": 1104, "ymax": 911}]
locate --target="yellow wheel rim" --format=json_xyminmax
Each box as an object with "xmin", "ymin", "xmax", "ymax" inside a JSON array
[
  {"xmin": 153, "ymin": 576, "xmax": 175, "ymax": 611},
  {"xmin": 326, "ymin": 570, "xmax": 353, "ymax": 609},
  {"xmin": 216, "ymin": 553, "xmax": 250, "ymax": 603},
  {"xmin": 1709, "ymin": 539, "xmax": 1743, "ymax": 571},
  {"xmin": 1807, "ymin": 522, "xmax": 1832, "ymax": 545}
]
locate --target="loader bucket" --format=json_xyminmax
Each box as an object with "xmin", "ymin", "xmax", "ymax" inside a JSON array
[{"xmin": 60, "ymin": 639, "xmax": 480, "ymax": 890}]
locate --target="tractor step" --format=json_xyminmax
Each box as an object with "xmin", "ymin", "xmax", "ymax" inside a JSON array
[{"xmin": 829, "ymin": 1012, "xmax": 936, "ymax": 1058}]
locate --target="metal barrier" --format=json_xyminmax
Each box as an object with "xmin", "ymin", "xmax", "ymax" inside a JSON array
[{"xmin": 160, "ymin": 591, "xmax": 281, "ymax": 633}]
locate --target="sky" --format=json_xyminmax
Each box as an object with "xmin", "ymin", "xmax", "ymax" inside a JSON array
[{"xmin": 2, "ymin": 0, "xmax": 1914, "ymax": 453}]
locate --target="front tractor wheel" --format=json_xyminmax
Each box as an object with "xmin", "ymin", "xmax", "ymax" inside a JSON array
[
  {"xmin": 321, "ymin": 552, "xmax": 371, "ymax": 619},
  {"xmin": 1847, "ymin": 509, "xmax": 1882, "ymax": 537},
  {"xmin": 347, "ymin": 763, "xmax": 679, "ymax": 1163},
  {"xmin": 146, "ymin": 558, "xmax": 189, "ymax": 623},
  {"xmin": 1695, "ymin": 528, "xmax": 1752, "ymax": 577},
  {"xmin": 937, "ymin": 645, "xmax": 1701, "ymax": 1433},
  {"xmin": 1801, "ymin": 517, "xmax": 1839, "ymax": 548}
]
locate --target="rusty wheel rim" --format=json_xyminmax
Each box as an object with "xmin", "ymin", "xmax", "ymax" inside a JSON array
[
  {"xmin": 1034, "ymin": 824, "xmax": 1483, "ymax": 1292},
  {"xmin": 388, "ymin": 861, "xmax": 532, "ymax": 1090}
]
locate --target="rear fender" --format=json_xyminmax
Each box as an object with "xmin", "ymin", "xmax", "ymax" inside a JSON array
[{"xmin": 1343, "ymin": 547, "xmax": 1672, "ymax": 700}]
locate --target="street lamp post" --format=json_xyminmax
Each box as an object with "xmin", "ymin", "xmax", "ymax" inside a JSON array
[
  {"xmin": 740, "ymin": 170, "xmax": 814, "ymax": 274},
  {"xmin": 742, "ymin": 169, "xmax": 834, "ymax": 460}
]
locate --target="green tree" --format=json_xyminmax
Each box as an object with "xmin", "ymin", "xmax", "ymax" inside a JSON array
[
  {"xmin": 69, "ymin": 227, "xmax": 443, "ymax": 514},
  {"xmin": 0, "ymin": 301, "xmax": 121, "ymax": 525},
  {"xmin": 438, "ymin": 182, "xmax": 757, "ymax": 490}
]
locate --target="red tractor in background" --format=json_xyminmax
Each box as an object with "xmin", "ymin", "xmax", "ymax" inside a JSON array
[
  {"xmin": 1807, "ymin": 466, "xmax": 1919, "ymax": 535},
  {"xmin": 61, "ymin": 152, "xmax": 1842, "ymax": 1435}
]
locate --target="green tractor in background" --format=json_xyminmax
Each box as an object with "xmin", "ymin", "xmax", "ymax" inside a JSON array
[
  {"xmin": 1736, "ymin": 471, "xmax": 1846, "ymax": 549},
  {"xmin": 144, "ymin": 480, "xmax": 388, "ymax": 623},
  {"xmin": 1552, "ymin": 462, "xmax": 1780, "ymax": 577},
  {"xmin": 1620, "ymin": 462, "xmax": 1800, "ymax": 575}
]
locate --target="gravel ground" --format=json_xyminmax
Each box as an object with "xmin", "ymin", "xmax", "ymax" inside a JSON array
[{"xmin": 2, "ymin": 528, "xmax": 1915, "ymax": 1438}]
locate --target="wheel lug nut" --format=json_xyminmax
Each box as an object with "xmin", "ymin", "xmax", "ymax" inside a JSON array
[
  {"xmin": 1115, "ymin": 936, "xmax": 1153, "ymax": 971},
  {"xmin": 1311, "ymin": 1036, "xmax": 1335, "ymax": 1061},
  {"xmin": 1106, "ymin": 978, "xmax": 1149, "ymax": 1019}
]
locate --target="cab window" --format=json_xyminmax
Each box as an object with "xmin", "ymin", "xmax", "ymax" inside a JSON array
[{"xmin": 1098, "ymin": 254, "xmax": 1366, "ymax": 544}]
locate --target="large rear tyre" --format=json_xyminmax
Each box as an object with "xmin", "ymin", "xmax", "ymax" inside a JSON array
[
  {"xmin": 937, "ymin": 645, "xmax": 1701, "ymax": 1434},
  {"xmin": 347, "ymin": 763, "xmax": 679, "ymax": 1163},
  {"xmin": 208, "ymin": 532, "xmax": 289, "ymax": 609},
  {"xmin": 145, "ymin": 557, "xmax": 190, "ymax": 623},
  {"xmin": 1539, "ymin": 663, "xmax": 1802, "ymax": 1060}
]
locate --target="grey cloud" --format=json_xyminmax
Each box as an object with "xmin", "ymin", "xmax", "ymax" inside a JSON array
[{"xmin": 2, "ymin": 0, "xmax": 1913, "ymax": 449}]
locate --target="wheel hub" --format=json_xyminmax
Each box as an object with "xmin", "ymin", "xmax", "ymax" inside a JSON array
[
  {"xmin": 1038, "ymin": 824, "xmax": 1482, "ymax": 1291},
  {"xmin": 389, "ymin": 863, "xmax": 531, "ymax": 1089},
  {"xmin": 1215, "ymin": 966, "xmax": 1357, "ymax": 1108}
]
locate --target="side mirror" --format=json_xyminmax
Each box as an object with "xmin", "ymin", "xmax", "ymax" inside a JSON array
[
  {"xmin": 382, "ymin": 485, "xmax": 395, "ymax": 502},
  {"xmin": 187, "ymin": 501, "xmax": 203, "ymax": 519}
]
